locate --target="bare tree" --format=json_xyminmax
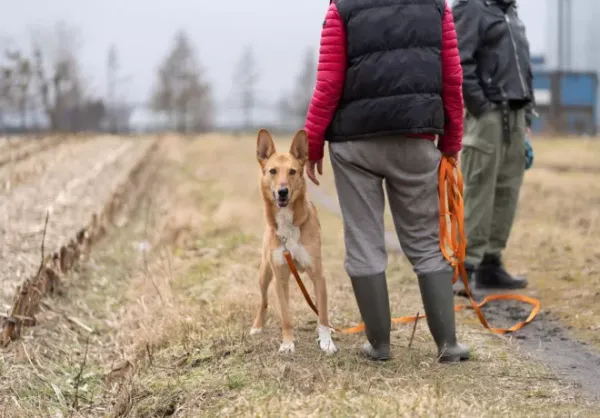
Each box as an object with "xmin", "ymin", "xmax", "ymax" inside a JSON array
[
  {"xmin": 232, "ymin": 45, "xmax": 259, "ymax": 130},
  {"xmin": 0, "ymin": 40, "xmax": 35, "ymax": 133},
  {"xmin": 0, "ymin": 56, "xmax": 12, "ymax": 133},
  {"xmin": 9, "ymin": 52, "xmax": 33, "ymax": 131},
  {"xmin": 0, "ymin": 25, "xmax": 104, "ymax": 134},
  {"xmin": 151, "ymin": 30, "xmax": 213, "ymax": 133},
  {"xmin": 279, "ymin": 48, "xmax": 317, "ymax": 129},
  {"xmin": 0, "ymin": 37, "xmax": 13, "ymax": 132},
  {"xmin": 106, "ymin": 44, "xmax": 118, "ymax": 133},
  {"xmin": 30, "ymin": 21, "xmax": 86, "ymax": 131},
  {"xmin": 105, "ymin": 44, "xmax": 132, "ymax": 133}
]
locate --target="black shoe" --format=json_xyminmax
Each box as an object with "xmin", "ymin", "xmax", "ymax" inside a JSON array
[
  {"xmin": 476, "ymin": 254, "xmax": 528, "ymax": 290},
  {"xmin": 418, "ymin": 270, "xmax": 470, "ymax": 363},
  {"xmin": 453, "ymin": 263, "xmax": 476, "ymax": 298},
  {"xmin": 350, "ymin": 273, "xmax": 391, "ymax": 361}
]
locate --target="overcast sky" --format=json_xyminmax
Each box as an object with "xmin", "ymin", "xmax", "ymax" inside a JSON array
[{"xmin": 0, "ymin": 0, "xmax": 548, "ymax": 111}]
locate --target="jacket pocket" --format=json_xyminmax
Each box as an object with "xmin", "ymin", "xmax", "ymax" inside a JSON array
[{"xmin": 463, "ymin": 110, "xmax": 500, "ymax": 154}]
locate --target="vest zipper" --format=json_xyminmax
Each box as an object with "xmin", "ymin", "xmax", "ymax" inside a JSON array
[{"xmin": 505, "ymin": 14, "xmax": 527, "ymax": 96}]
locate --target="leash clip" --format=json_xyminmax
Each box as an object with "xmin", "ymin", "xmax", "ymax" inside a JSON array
[{"xmin": 278, "ymin": 234, "xmax": 288, "ymax": 250}]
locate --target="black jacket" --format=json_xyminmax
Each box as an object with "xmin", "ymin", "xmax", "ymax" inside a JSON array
[
  {"xmin": 452, "ymin": 0, "xmax": 535, "ymax": 125},
  {"xmin": 326, "ymin": 0, "xmax": 446, "ymax": 142}
]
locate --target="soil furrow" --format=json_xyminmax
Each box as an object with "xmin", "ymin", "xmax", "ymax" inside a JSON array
[
  {"xmin": 0, "ymin": 137, "xmax": 91, "ymax": 194},
  {"xmin": 0, "ymin": 137, "xmax": 40, "ymax": 155},
  {"xmin": 0, "ymin": 136, "xmax": 65, "ymax": 168},
  {"xmin": 0, "ymin": 137, "xmax": 154, "ymax": 308}
]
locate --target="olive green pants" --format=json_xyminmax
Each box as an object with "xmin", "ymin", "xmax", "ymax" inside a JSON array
[{"xmin": 461, "ymin": 108, "xmax": 526, "ymax": 266}]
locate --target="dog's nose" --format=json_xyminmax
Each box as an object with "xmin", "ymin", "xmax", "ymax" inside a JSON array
[{"xmin": 277, "ymin": 188, "xmax": 289, "ymax": 199}]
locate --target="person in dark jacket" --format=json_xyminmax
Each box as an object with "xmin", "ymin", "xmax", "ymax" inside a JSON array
[
  {"xmin": 303, "ymin": 0, "xmax": 469, "ymax": 363},
  {"xmin": 451, "ymin": 0, "xmax": 534, "ymax": 296}
]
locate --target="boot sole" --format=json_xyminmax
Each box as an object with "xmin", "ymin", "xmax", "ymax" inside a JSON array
[
  {"xmin": 476, "ymin": 283, "xmax": 528, "ymax": 290},
  {"xmin": 439, "ymin": 348, "xmax": 471, "ymax": 363},
  {"xmin": 439, "ymin": 354, "xmax": 470, "ymax": 363},
  {"xmin": 454, "ymin": 289, "xmax": 471, "ymax": 298},
  {"xmin": 364, "ymin": 355, "xmax": 390, "ymax": 361},
  {"xmin": 361, "ymin": 345, "xmax": 390, "ymax": 361}
]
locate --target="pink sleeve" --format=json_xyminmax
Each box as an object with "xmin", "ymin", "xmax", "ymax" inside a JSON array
[
  {"xmin": 304, "ymin": 3, "xmax": 347, "ymax": 161},
  {"xmin": 438, "ymin": 4, "xmax": 464, "ymax": 154}
]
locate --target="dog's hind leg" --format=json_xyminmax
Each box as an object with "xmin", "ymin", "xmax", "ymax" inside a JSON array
[{"xmin": 250, "ymin": 259, "xmax": 273, "ymax": 335}]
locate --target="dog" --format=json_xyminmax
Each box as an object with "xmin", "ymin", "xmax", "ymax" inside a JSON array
[{"xmin": 249, "ymin": 128, "xmax": 338, "ymax": 355}]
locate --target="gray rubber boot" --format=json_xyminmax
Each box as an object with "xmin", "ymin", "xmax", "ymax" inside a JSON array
[
  {"xmin": 418, "ymin": 269, "xmax": 470, "ymax": 363},
  {"xmin": 350, "ymin": 273, "xmax": 391, "ymax": 361}
]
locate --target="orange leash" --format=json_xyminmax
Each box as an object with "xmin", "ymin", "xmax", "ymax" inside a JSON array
[
  {"xmin": 284, "ymin": 251, "xmax": 343, "ymax": 333},
  {"xmin": 436, "ymin": 156, "xmax": 540, "ymax": 335},
  {"xmin": 285, "ymin": 155, "xmax": 540, "ymax": 335},
  {"xmin": 284, "ymin": 251, "xmax": 320, "ymax": 317}
]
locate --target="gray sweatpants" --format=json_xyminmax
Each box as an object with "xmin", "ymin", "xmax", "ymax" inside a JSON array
[{"xmin": 329, "ymin": 136, "xmax": 450, "ymax": 278}]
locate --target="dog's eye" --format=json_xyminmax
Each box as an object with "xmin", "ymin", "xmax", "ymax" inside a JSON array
[
  {"xmin": 289, "ymin": 169, "xmax": 296, "ymax": 175},
  {"xmin": 269, "ymin": 168, "xmax": 277, "ymax": 175}
]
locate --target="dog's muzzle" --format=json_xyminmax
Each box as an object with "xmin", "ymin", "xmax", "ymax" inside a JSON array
[{"xmin": 275, "ymin": 187, "xmax": 290, "ymax": 208}]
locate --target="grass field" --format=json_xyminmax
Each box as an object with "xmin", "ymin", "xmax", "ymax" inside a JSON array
[{"xmin": 0, "ymin": 134, "xmax": 599, "ymax": 417}]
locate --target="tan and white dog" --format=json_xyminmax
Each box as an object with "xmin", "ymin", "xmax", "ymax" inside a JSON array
[{"xmin": 249, "ymin": 128, "xmax": 337, "ymax": 355}]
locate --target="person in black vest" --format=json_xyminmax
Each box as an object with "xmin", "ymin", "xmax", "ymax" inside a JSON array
[
  {"xmin": 303, "ymin": 0, "xmax": 469, "ymax": 362},
  {"xmin": 451, "ymin": 0, "xmax": 534, "ymax": 297}
]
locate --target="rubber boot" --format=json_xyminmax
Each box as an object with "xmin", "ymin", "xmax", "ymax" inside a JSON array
[
  {"xmin": 452, "ymin": 263, "xmax": 476, "ymax": 298},
  {"xmin": 418, "ymin": 270, "xmax": 470, "ymax": 363},
  {"xmin": 350, "ymin": 273, "xmax": 391, "ymax": 361},
  {"xmin": 476, "ymin": 254, "xmax": 528, "ymax": 290}
]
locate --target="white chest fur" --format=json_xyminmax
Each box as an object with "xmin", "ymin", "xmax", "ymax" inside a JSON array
[{"xmin": 272, "ymin": 208, "xmax": 312, "ymax": 269}]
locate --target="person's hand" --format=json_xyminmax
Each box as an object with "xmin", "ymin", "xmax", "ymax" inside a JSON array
[
  {"xmin": 306, "ymin": 159, "xmax": 323, "ymax": 186},
  {"xmin": 526, "ymin": 127, "xmax": 532, "ymax": 138},
  {"xmin": 443, "ymin": 152, "xmax": 460, "ymax": 165}
]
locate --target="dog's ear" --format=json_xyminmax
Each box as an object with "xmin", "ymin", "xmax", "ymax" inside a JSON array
[
  {"xmin": 256, "ymin": 129, "xmax": 276, "ymax": 166},
  {"xmin": 289, "ymin": 129, "xmax": 308, "ymax": 165}
]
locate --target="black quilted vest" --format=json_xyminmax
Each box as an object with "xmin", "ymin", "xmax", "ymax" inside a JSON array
[{"xmin": 327, "ymin": 0, "xmax": 446, "ymax": 142}]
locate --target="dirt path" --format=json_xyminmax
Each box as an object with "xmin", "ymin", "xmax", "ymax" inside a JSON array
[
  {"xmin": 0, "ymin": 136, "xmax": 154, "ymax": 308},
  {"xmin": 481, "ymin": 301, "xmax": 600, "ymax": 401}
]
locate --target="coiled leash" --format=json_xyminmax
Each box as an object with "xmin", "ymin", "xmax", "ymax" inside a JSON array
[
  {"xmin": 437, "ymin": 156, "xmax": 539, "ymax": 334},
  {"xmin": 284, "ymin": 155, "xmax": 540, "ymax": 335}
]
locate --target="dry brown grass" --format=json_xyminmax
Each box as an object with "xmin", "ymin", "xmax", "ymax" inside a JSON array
[
  {"xmin": 526, "ymin": 137, "xmax": 600, "ymax": 172},
  {"xmin": 0, "ymin": 134, "xmax": 598, "ymax": 417},
  {"xmin": 505, "ymin": 138, "xmax": 600, "ymax": 347}
]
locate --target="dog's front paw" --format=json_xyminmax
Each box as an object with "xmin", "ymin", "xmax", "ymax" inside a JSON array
[
  {"xmin": 278, "ymin": 341, "xmax": 295, "ymax": 354},
  {"xmin": 318, "ymin": 324, "xmax": 338, "ymax": 354},
  {"xmin": 249, "ymin": 327, "xmax": 262, "ymax": 335},
  {"xmin": 318, "ymin": 337, "xmax": 338, "ymax": 354}
]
